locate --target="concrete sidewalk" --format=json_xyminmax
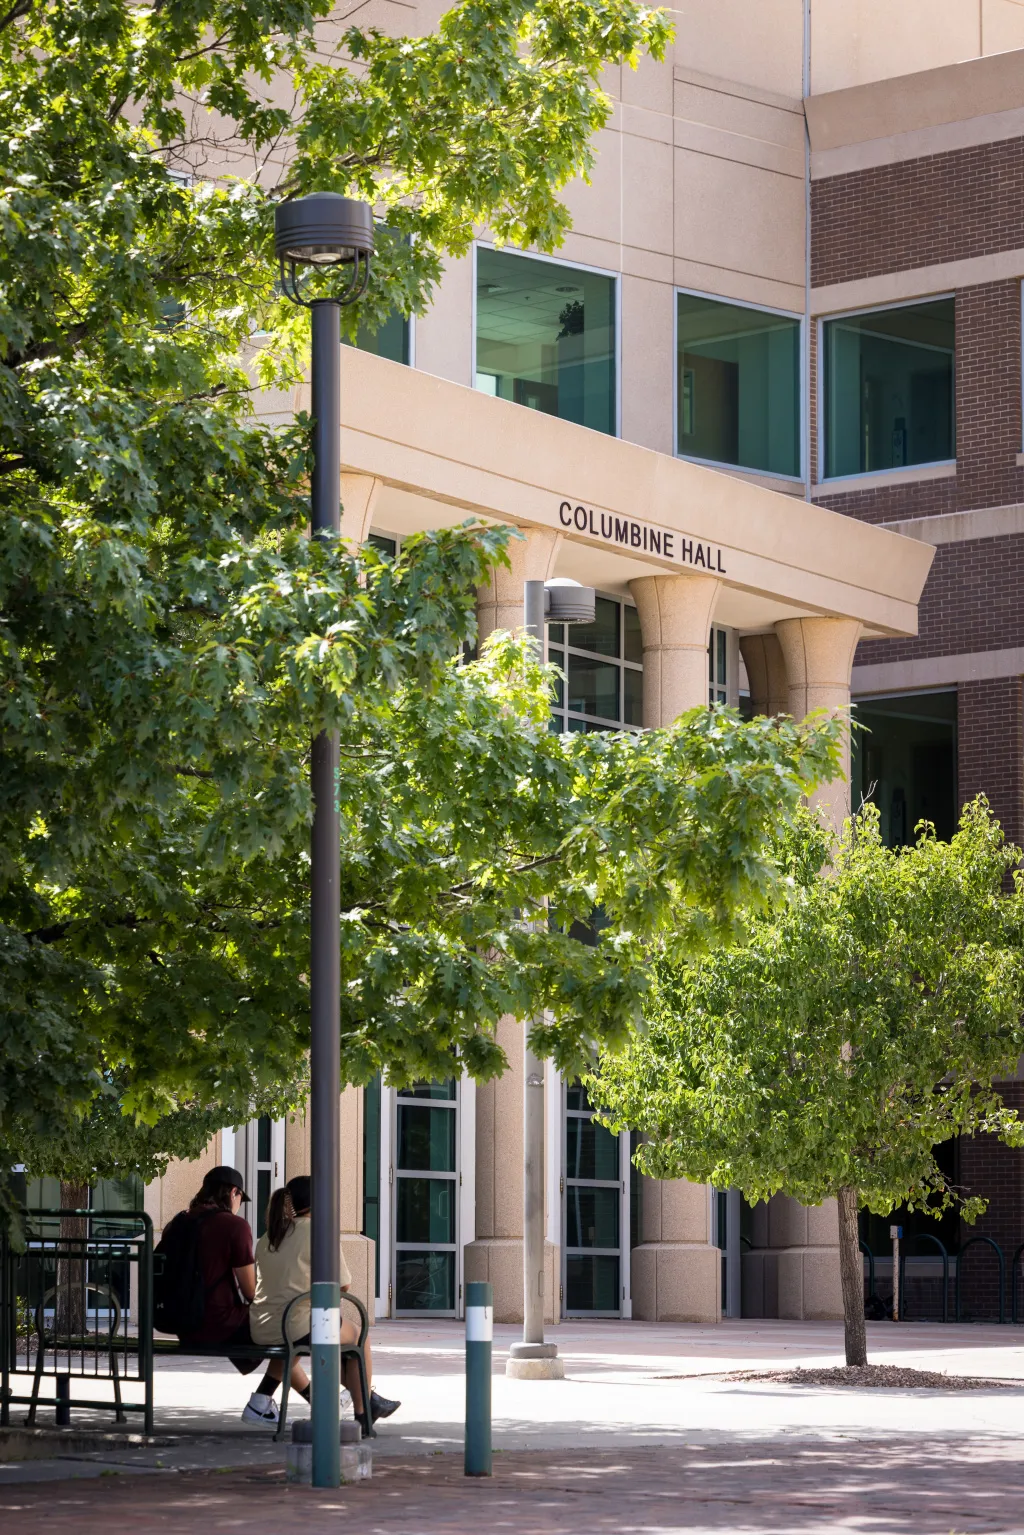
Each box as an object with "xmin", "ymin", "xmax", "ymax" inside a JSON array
[{"xmin": 3, "ymin": 1321, "xmax": 1024, "ymax": 1529}]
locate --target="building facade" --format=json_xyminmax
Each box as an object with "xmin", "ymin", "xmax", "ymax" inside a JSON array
[{"xmin": 149, "ymin": 2, "xmax": 1024, "ymax": 1328}]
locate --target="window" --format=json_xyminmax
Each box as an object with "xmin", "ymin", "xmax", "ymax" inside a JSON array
[
  {"xmin": 392, "ymin": 1079, "xmax": 458, "ymax": 1315},
  {"xmin": 344, "ymin": 312, "xmax": 410, "ymax": 365},
  {"xmin": 852, "ymin": 691, "xmax": 957, "ymax": 846},
  {"xmin": 547, "ymin": 596, "xmax": 642, "ymax": 732},
  {"xmin": 708, "ymin": 625, "xmax": 728, "ymax": 705},
  {"xmin": 363, "ymin": 1075, "xmax": 381, "ymax": 1300},
  {"xmin": 823, "ymin": 299, "xmax": 954, "ymax": 479},
  {"xmin": 476, "ymin": 248, "xmax": 616, "ymax": 435},
  {"xmin": 564, "ymin": 1079, "xmax": 622, "ymax": 1314},
  {"xmin": 676, "ymin": 293, "xmax": 801, "ymax": 478}
]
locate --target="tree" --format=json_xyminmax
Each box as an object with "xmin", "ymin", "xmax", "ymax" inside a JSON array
[
  {"xmin": 0, "ymin": 0, "xmax": 845, "ymax": 1200},
  {"xmin": 588, "ymin": 801, "xmax": 1024, "ymax": 1367},
  {"xmin": 0, "ymin": 0, "xmax": 667, "ymax": 1184}
]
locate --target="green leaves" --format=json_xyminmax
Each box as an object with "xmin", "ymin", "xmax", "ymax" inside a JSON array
[
  {"xmin": 590, "ymin": 799, "xmax": 1024, "ymax": 1224},
  {"xmin": 1, "ymin": 0, "xmax": 849, "ymax": 1192}
]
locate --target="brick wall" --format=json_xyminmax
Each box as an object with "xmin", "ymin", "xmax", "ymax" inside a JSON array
[
  {"xmin": 957, "ymin": 676, "xmax": 1024, "ymax": 846},
  {"xmin": 812, "ymin": 137, "xmax": 1024, "ymax": 287},
  {"xmin": 959, "ymin": 1083, "xmax": 1024, "ymax": 1322},
  {"xmin": 853, "ymin": 534, "xmax": 1024, "ymax": 669}
]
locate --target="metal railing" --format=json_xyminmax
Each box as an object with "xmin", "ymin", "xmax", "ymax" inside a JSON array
[
  {"xmin": 898, "ymin": 1233, "xmax": 950, "ymax": 1324},
  {"xmin": 0, "ymin": 1208, "xmax": 153, "ymax": 1432},
  {"xmin": 955, "ymin": 1234, "xmax": 1006, "ymax": 1325}
]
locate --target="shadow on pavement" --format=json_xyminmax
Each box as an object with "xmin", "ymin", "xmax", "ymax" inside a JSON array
[{"xmin": 1, "ymin": 1439, "xmax": 1022, "ymax": 1533}]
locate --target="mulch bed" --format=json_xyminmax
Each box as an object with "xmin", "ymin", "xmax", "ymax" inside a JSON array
[{"xmin": 726, "ymin": 1363, "xmax": 1021, "ymax": 1390}]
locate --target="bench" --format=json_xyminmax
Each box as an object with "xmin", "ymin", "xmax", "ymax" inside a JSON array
[
  {"xmin": 21, "ymin": 1281, "xmax": 374, "ymax": 1442},
  {"xmin": 151, "ymin": 1289, "xmax": 375, "ymax": 1441}
]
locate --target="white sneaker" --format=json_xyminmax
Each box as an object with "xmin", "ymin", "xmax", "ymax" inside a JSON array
[{"xmin": 241, "ymin": 1392, "xmax": 280, "ymax": 1425}]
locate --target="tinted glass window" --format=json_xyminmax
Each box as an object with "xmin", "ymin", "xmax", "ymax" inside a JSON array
[
  {"xmin": 476, "ymin": 249, "xmax": 616, "ymax": 435},
  {"xmin": 824, "ymin": 299, "xmax": 954, "ymax": 478},
  {"xmin": 677, "ymin": 293, "xmax": 800, "ymax": 477}
]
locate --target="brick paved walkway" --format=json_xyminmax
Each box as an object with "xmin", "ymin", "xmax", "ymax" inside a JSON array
[{"xmin": 3, "ymin": 1442, "xmax": 1024, "ymax": 1534}]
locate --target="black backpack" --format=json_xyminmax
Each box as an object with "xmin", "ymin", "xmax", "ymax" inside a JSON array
[{"xmin": 153, "ymin": 1210, "xmax": 214, "ymax": 1335}]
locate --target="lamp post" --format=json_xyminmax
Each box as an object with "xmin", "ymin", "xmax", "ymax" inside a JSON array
[
  {"xmin": 507, "ymin": 579, "xmax": 595, "ymax": 1382},
  {"xmin": 274, "ymin": 192, "xmax": 374, "ymax": 1488}
]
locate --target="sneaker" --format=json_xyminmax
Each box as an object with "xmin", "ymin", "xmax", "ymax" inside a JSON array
[
  {"xmin": 370, "ymin": 1389, "xmax": 400, "ymax": 1422},
  {"xmin": 241, "ymin": 1393, "xmax": 280, "ymax": 1425}
]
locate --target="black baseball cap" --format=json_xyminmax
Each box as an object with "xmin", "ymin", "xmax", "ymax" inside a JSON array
[{"xmin": 205, "ymin": 1165, "xmax": 250, "ymax": 1202}]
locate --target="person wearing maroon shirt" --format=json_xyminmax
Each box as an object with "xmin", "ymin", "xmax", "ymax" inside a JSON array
[{"xmin": 166, "ymin": 1165, "xmax": 260, "ymax": 1368}]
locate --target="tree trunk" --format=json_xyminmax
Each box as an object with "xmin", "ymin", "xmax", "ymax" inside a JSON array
[
  {"xmin": 56, "ymin": 1182, "xmax": 89, "ymax": 1339},
  {"xmin": 837, "ymin": 1185, "xmax": 867, "ymax": 1367}
]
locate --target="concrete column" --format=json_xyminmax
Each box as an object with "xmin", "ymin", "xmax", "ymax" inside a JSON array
[
  {"xmin": 339, "ymin": 473, "xmax": 382, "ymax": 546},
  {"xmin": 463, "ymin": 1015, "xmax": 558, "ymax": 1323},
  {"xmin": 774, "ymin": 616, "xmax": 862, "ymax": 831},
  {"xmin": 463, "ymin": 525, "xmax": 563, "ymax": 1322},
  {"xmin": 475, "ymin": 526, "xmax": 562, "ymax": 639},
  {"xmin": 739, "ymin": 632, "xmax": 789, "ymax": 717},
  {"xmin": 629, "ymin": 572, "xmax": 720, "ymax": 727},
  {"xmin": 626, "ymin": 571, "xmax": 722, "ymax": 1322},
  {"xmin": 751, "ymin": 616, "xmax": 861, "ymax": 1323}
]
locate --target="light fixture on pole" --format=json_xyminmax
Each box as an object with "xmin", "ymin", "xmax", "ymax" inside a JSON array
[
  {"xmin": 274, "ymin": 191, "xmax": 374, "ymax": 1489},
  {"xmin": 507, "ymin": 578, "xmax": 596, "ymax": 1382}
]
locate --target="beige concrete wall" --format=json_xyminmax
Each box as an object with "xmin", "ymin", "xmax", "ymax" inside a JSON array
[
  {"xmin": 810, "ymin": 0, "xmax": 1024, "ymax": 96},
  {"xmin": 144, "ymin": 1133, "xmax": 223, "ymax": 1240}
]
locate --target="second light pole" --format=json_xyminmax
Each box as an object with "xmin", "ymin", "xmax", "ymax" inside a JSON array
[
  {"xmin": 274, "ymin": 192, "xmax": 374, "ymax": 1487},
  {"xmin": 506, "ymin": 578, "xmax": 595, "ymax": 1381}
]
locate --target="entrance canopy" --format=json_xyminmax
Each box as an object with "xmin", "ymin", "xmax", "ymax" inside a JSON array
[{"xmin": 295, "ymin": 349, "xmax": 933, "ymax": 639}]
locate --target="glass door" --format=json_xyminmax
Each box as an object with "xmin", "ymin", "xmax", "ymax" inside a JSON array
[
  {"xmin": 563, "ymin": 1080, "xmax": 624, "ymax": 1316},
  {"xmin": 392, "ymin": 1080, "xmax": 459, "ymax": 1316},
  {"xmin": 242, "ymin": 1115, "xmax": 284, "ymax": 1240}
]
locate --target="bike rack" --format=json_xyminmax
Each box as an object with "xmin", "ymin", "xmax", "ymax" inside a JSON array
[
  {"xmin": 898, "ymin": 1232, "xmax": 949, "ymax": 1324},
  {"xmin": 955, "ymin": 1234, "xmax": 1005, "ymax": 1324},
  {"xmin": 859, "ymin": 1239, "xmax": 878, "ymax": 1310},
  {"xmin": 1010, "ymin": 1242, "xmax": 1024, "ymax": 1324}
]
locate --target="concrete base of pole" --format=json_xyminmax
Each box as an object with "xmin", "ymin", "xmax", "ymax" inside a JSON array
[{"xmin": 505, "ymin": 1343, "xmax": 564, "ymax": 1380}]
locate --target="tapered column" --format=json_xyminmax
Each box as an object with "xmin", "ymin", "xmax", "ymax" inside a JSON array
[
  {"xmin": 746, "ymin": 617, "xmax": 861, "ymax": 1323},
  {"xmin": 475, "ymin": 527, "xmax": 562, "ymax": 638},
  {"xmin": 627, "ymin": 572, "xmax": 722, "ymax": 1322},
  {"xmin": 463, "ymin": 527, "xmax": 561, "ymax": 1322},
  {"xmin": 775, "ymin": 617, "xmax": 862, "ymax": 832},
  {"xmin": 629, "ymin": 573, "xmax": 720, "ymax": 727},
  {"xmin": 739, "ymin": 633, "xmax": 789, "ymax": 717}
]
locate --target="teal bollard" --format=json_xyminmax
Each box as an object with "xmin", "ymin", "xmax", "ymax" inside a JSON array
[{"xmin": 465, "ymin": 1281, "xmax": 492, "ymax": 1476}]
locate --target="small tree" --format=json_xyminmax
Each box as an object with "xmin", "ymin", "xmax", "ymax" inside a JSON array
[{"xmin": 589, "ymin": 800, "xmax": 1024, "ymax": 1367}]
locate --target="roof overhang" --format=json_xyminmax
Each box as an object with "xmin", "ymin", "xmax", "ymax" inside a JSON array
[{"xmin": 299, "ymin": 349, "xmax": 934, "ymax": 638}]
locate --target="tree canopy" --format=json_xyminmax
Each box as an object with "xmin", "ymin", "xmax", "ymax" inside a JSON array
[
  {"xmin": 589, "ymin": 800, "xmax": 1024, "ymax": 1364},
  {"xmin": 0, "ymin": 0, "xmax": 844, "ymax": 1200}
]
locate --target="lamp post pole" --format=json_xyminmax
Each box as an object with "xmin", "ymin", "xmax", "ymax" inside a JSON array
[
  {"xmin": 274, "ymin": 194, "xmax": 374, "ymax": 1488},
  {"xmin": 506, "ymin": 579, "xmax": 593, "ymax": 1381},
  {"xmin": 308, "ymin": 294, "xmax": 343, "ymax": 1488},
  {"xmin": 517, "ymin": 583, "xmax": 555, "ymax": 1369}
]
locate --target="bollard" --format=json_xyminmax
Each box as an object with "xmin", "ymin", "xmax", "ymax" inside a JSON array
[
  {"xmin": 890, "ymin": 1225, "xmax": 902, "ymax": 1322},
  {"xmin": 465, "ymin": 1280, "xmax": 492, "ymax": 1477},
  {"xmin": 55, "ymin": 1373, "xmax": 71, "ymax": 1427}
]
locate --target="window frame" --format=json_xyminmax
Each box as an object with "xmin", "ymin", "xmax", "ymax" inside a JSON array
[
  {"xmin": 673, "ymin": 285, "xmax": 805, "ymax": 484},
  {"xmin": 547, "ymin": 590, "xmax": 643, "ymax": 734},
  {"xmin": 472, "ymin": 241, "xmax": 622, "ymax": 438},
  {"xmin": 817, "ymin": 293, "xmax": 957, "ymax": 485}
]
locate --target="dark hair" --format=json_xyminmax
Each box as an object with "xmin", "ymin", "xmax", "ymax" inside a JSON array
[
  {"xmin": 189, "ymin": 1172, "xmax": 238, "ymax": 1215},
  {"xmin": 265, "ymin": 1186, "xmax": 292, "ymax": 1252},
  {"xmin": 286, "ymin": 1175, "xmax": 311, "ymax": 1215}
]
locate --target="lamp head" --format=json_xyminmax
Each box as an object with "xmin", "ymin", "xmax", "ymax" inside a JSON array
[
  {"xmin": 274, "ymin": 193, "xmax": 374, "ymax": 267},
  {"xmin": 545, "ymin": 578, "xmax": 596, "ymax": 625}
]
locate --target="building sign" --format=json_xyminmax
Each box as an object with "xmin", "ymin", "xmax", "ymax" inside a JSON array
[{"xmin": 558, "ymin": 500, "xmax": 726, "ymax": 574}]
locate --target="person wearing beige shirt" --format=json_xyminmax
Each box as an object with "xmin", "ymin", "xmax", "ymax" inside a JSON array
[{"xmin": 241, "ymin": 1175, "xmax": 399, "ymax": 1429}]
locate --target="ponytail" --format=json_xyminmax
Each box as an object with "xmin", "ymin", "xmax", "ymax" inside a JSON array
[{"xmin": 266, "ymin": 1187, "xmax": 294, "ymax": 1252}]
